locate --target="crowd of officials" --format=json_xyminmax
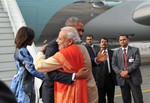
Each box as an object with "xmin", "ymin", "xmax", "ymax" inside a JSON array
[{"xmin": 0, "ymin": 17, "xmax": 144, "ymax": 103}]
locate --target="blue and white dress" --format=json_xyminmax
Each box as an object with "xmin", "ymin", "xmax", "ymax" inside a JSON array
[{"xmin": 10, "ymin": 47, "xmax": 45, "ymax": 103}]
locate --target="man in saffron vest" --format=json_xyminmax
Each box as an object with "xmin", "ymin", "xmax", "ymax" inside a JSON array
[
  {"xmin": 34, "ymin": 27, "xmax": 108, "ymax": 103},
  {"xmin": 41, "ymin": 17, "xmax": 90, "ymax": 103}
]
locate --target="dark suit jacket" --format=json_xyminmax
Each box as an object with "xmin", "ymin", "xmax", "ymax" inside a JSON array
[
  {"xmin": 112, "ymin": 46, "xmax": 142, "ymax": 86},
  {"xmin": 0, "ymin": 80, "xmax": 17, "ymax": 103},
  {"xmin": 84, "ymin": 43, "xmax": 99, "ymax": 66},
  {"xmin": 84, "ymin": 43, "xmax": 100, "ymax": 81},
  {"xmin": 45, "ymin": 39, "xmax": 73, "ymax": 84},
  {"xmin": 41, "ymin": 39, "xmax": 73, "ymax": 103},
  {"xmin": 96, "ymin": 49, "xmax": 117, "ymax": 87}
]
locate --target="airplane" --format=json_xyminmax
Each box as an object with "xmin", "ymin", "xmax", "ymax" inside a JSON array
[
  {"xmin": 133, "ymin": 0, "xmax": 150, "ymax": 26},
  {"xmin": 16, "ymin": 0, "xmax": 150, "ymax": 45},
  {"xmin": 84, "ymin": 0, "xmax": 150, "ymax": 42},
  {"xmin": 16, "ymin": 0, "xmax": 123, "ymax": 44}
]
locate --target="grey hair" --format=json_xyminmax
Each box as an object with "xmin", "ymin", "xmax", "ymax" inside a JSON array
[
  {"xmin": 61, "ymin": 26, "xmax": 81, "ymax": 44},
  {"xmin": 65, "ymin": 17, "xmax": 81, "ymax": 26}
]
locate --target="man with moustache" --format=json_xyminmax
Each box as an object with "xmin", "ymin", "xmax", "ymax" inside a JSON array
[{"xmin": 95, "ymin": 38, "xmax": 117, "ymax": 103}]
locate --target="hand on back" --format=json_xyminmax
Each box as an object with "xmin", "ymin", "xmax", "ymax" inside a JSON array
[{"xmin": 75, "ymin": 67, "xmax": 89, "ymax": 79}]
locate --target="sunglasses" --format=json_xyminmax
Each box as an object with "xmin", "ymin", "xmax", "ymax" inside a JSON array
[{"xmin": 77, "ymin": 29, "xmax": 84, "ymax": 33}]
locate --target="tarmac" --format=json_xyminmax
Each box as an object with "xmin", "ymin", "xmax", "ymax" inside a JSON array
[
  {"xmin": 38, "ymin": 61, "xmax": 150, "ymax": 103},
  {"xmin": 114, "ymin": 64, "xmax": 150, "ymax": 103},
  {"xmin": 36, "ymin": 46, "xmax": 150, "ymax": 103},
  {"xmin": 114, "ymin": 49, "xmax": 150, "ymax": 103}
]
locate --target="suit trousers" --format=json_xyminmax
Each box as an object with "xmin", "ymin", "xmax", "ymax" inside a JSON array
[
  {"xmin": 120, "ymin": 78, "xmax": 143, "ymax": 103},
  {"xmin": 97, "ymin": 75, "xmax": 115, "ymax": 103},
  {"xmin": 41, "ymin": 80, "xmax": 54, "ymax": 103}
]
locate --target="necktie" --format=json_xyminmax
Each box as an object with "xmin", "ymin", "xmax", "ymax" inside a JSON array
[
  {"xmin": 123, "ymin": 49, "xmax": 128, "ymax": 69},
  {"xmin": 103, "ymin": 50, "xmax": 111, "ymax": 73},
  {"xmin": 91, "ymin": 45, "xmax": 96, "ymax": 55}
]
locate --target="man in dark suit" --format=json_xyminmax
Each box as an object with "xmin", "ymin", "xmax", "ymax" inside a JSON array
[
  {"xmin": 41, "ymin": 17, "xmax": 88, "ymax": 103},
  {"xmin": 85, "ymin": 35, "xmax": 100, "ymax": 55},
  {"xmin": 95, "ymin": 38, "xmax": 117, "ymax": 103},
  {"xmin": 112, "ymin": 35, "xmax": 144, "ymax": 103},
  {"xmin": 85, "ymin": 35, "xmax": 100, "ymax": 80},
  {"xmin": 0, "ymin": 80, "xmax": 17, "ymax": 103}
]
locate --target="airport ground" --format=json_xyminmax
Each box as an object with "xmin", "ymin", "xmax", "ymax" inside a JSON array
[
  {"xmin": 114, "ymin": 64, "xmax": 150, "ymax": 103},
  {"xmin": 36, "ymin": 46, "xmax": 150, "ymax": 103},
  {"xmin": 114, "ymin": 49, "xmax": 150, "ymax": 103}
]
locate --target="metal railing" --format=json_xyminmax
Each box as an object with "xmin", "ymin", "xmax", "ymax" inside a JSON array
[
  {"xmin": 1, "ymin": 0, "xmax": 37, "ymax": 57},
  {"xmin": 1, "ymin": 0, "xmax": 26, "ymax": 35}
]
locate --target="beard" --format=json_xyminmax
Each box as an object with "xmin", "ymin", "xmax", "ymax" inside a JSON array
[{"xmin": 58, "ymin": 42, "xmax": 68, "ymax": 50}]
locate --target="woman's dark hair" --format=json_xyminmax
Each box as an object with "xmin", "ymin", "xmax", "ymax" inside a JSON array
[{"xmin": 15, "ymin": 26, "xmax": 35, "ymax": 48}]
